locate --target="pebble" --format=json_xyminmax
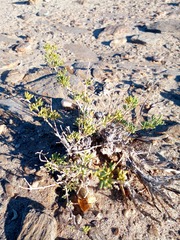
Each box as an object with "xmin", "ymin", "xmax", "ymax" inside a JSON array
[
  {"xmin": 111, "ymin": 227, "xmax": 119, "ymax": 236},
  {"xmin": 61, "ymin": 99, "xmax": 76, "ymax": 109},
  {"xmin": 9, "ymin": 119, "xmax": 13, "ymax": 124},
  {"xmin": 75, "ymin": 69, "xmax": 89, "ymax": 79},
  {"xmin": 147, "ymin": 224, "xmax": 159, "ymax": 237},
  {"xmin": 122, "ymin": 209, "xmax": 132, "ymax": 218},
  {"xmin": 96, "ymin": 212, "xmax": 103, "ymax": 220},
  {"xmin": 4, "ymin": 182, "xmax": 14, "ymax": 197},
  {"xmin": 110, "ymin": 38, "xmax": 127, "ymax": 48},
  {"xmin": 94, "ymin": 112, "xmax": 104, "ymax": 119},
  {"xmin": 90, "ymin": 220, "xmax": 99, "ymax": 227},
  {"xmin": 76, "ymin": 214, "xmax": 82, "ymax": 225},
  {"xmin": 14, "ymin": 41, "xmax": 32, "ymax": 53},
  {"xmin": 92, "ymin": 68, "xmax": 105, "ymax": 79},
  {"xmin": 0, "ymin": 124, "xmax": 8, "ymax": 135}
]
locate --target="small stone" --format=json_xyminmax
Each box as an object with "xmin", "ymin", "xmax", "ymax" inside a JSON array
[
  {"xmin": 61, "ymin": 99, "xmax": 76, "ymax": 109},
  {"xmin": 0, "ymin": 124, "xmax": 8, "ymax": 135},
  {"xmin": 14, "ymin": 42, "xmax": 32, "ymax": 53},
  {"xmin": 90, "ymin": 220, "xmax": 99, "ymax": 227},
  {"xmin": 96, "ymin": 212, "xmax": 103, "ymax": 220},
  {"xmin": 75, "ymin": 69, "xmax": 88, "ymax": 79},
  {"xmin": 4, "ymin": 182, "xmax": 14, "ymax": 197},
  {"xmin": 122, "ymin": 209, "xmax": 131, "ymax": 218},
  {"xmin": 78, "ymin": 187, "xmax": 88, "ymax": 199},
  {"xmin": 92, "ymin": 68, "xmax": 105, "ymax": 79},
  {"xmin": 111, "ymin": 227, "xmax": 119, "ymax": 236},
  {"xmin": 9, "ymin": 119, "xmax": 13, "ymax": 124},
  {"xmin": 110, "ymin": 38, "xmax": 127, "ymax": 48},
  {"xmin": 147, "ymin": 224, "xmax": 159, "ymax": 237},
  {"xmin": 76, "ymin": 214, "xmax": 82, "ymax": 225},
  {"xmin": 163, "ymin": 74, "xmax": 174, "ymax": 80},
  {"xmin": 94, "ymin": 112, "xmax": 104, "ymax": 119}
]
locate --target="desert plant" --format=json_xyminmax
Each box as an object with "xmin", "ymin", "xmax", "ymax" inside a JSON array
[{"xmin": 24, "ymin": 43, "xmax": 180, "ymax": 222}]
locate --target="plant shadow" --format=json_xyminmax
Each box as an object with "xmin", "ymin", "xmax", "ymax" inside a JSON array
[{"xmin": 160, "ymin": 75, "xmax": 180, "ymax": 106}]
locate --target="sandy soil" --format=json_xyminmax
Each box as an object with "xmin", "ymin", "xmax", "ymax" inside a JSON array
[{"xmin": 0, "ymin": 0, "xmax": 180, "ymax": 239}]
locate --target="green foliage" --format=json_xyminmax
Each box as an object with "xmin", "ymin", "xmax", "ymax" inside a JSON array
[
  {"xmin": 44, "ymin": 43, "xmax": 70, "ymax": 88},
  {"xmin": 76, "ymin": 113, "xmax": 96, "ymax": 136},
  {"xmin": 117, "ymin": 169, "xmax": 128, "ymax": 184},
  {"xmin": 73, "ymin": 92, "xmax": 91, "ymax": 104},
  {"xmin": 96, "ymin": 164, "xmax": 128, "ymax": 189},
  {"xmin": 124, "ymin": 121, "xmax": 137, "ymax": 133},
  {"xmin": 45, "ymin": 151, "xmax": 94, "ymax": 194},
  {"xmin": 123, "ymin": 96, "xmax": 138, "ymax": 110},
  {"xmin": 142, "ymin": 115, "xmax": 164, "ymax": 130},
  {"xmin": 25, "ymin": 44, "xmax": 168, "ymax": 215},
  {"xmin": 29, "ymin": 98, "xmax": 43, "ymax": 112},
  {"xmin": 57, "ymin": 69, "xmax": 70, "ymax": 88},
  {"xmin": 96, "ymin": 163, "xmax": 115, "ymax": 189},
  {"xmin": 85, "ymin": 79, "xmax": 93, "ymax": 86},
  {"xmin": 44, "ymin": 43, "xmax": 64, "ymax": 69},
  {"xmin": 102, "ymin": 113, "xmax": 115, "ymax": 127},
  {"xmin": 66, "ymin": 131, "xmax": 82, "ymax": 142},
  {"xmin": 82, "ymin": 225, "xmax": 91, "ymax": 235},
  {"xmin": 24, "ymin": 91, "xmax": 34, "ymax": 101},
  {"xmin": 24, "ymin": 92, "xmax": 60, "ymax": 120},
  {"xmin": 38, "ymin": 107, "xmax": 60, "ymax": 120},
  {"xmin": 45, "ymin": 153, "xmax": 67, "ymax": 173},
  {"xmin": 113, "ymin": 110, "xmax": 123, "ymax": 122}
]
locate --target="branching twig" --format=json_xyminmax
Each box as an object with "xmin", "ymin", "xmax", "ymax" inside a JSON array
[{"xmin": 19, "ymin": 178, "xmax": 62, "ymax": 191}]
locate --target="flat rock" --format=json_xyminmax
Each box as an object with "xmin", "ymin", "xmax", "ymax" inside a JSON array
[
  {"xmin": 5, "ymin": 70, "xmax": 25, "ymax": 85},
  {"xmin": 17, "ymin": 209, "xmax": 57, "ymax": 240},
  {"xmin": 64, "ymin": 43, "xmax": 98, "ymax": 62},
  {"xmin": 0, "ymin": 56, "xmax": 20, "ymax": 71},
  {"xmin": 0, "ymin": 34, "xmax": 18, "ymax": 47},
  {"xmin": 148, "ymin": 20, "xmax": 180, "ymax": 35},
  {"xmin": 131, "ymin": 32, "xmax": 165, "ymax": 45},
  {"xmin": 98, "ymin": 24, "xmax": 131, "ymax": 40},
  {"xmin": 57, "ymin": 24, "xmax": 88, "ymax": 35}
]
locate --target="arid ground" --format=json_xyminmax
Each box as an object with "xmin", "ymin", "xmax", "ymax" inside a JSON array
[{"xmin": 0, "ymin": 0, "xmax": 180, "ymax": 239}]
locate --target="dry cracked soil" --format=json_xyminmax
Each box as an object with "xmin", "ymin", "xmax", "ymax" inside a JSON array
[{"xmin": 0, "ymin": 0, "xmax": 180, "ymax": 239}]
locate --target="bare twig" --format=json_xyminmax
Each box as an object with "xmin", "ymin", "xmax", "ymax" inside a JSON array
[{"xmin": 19, "ymin": 178, "xmax": 62, "ymax": 191}]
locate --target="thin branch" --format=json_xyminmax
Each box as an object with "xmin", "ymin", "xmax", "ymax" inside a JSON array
[{"xmin": 19, "ymin": 178, "xmax": 62, "ymax": 191}]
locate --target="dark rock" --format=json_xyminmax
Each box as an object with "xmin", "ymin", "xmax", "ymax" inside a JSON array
[{"xmin": 17, "ymin": 208, "xmax": 57, "ymax": 240}]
